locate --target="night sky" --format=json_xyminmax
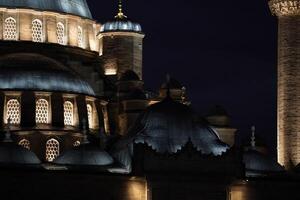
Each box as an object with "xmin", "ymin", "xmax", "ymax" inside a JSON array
[{"xmin": 88, "ymin": 0, "xmax": 278, "ymax": 155}]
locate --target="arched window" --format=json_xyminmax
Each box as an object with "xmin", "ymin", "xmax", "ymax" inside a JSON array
[
  {"xmin": 73, "ymin": 141, "xmax": 81, "ymax": 147},
  {"xmin": 45, "ymin": 138, "xmax": 59, "ymax": 162},
  {"xmin": 77, "ymin": 26, "xmax": 83, "ymax": 48},
  {"xmin": 32, "ymin": 19, "xmax": 43, "ymax": 42},
  {"xmin": 56, "ymin": 22, "xmax": 65, "ymax": 45},
  {"xmin": 19, "ymin": 139, "xmax": 30, "ymax": 150},
  {"xmin": 87, "ymin": 104, "xmax": 93, "ymax": 128},
  {"xmin": 36, "ymin": 99, "xmax": 49, "ymax": 124},
  {"xmin": 64, "ymin": 101, "xmax": 74, "ymax": 126},
  {"xmin": 6, "ymin": 99, "xmax": 21, "ymax": 124},
  {"xmin": 4, "ymin": 17, "xmax": 17, "ymax": 40}
]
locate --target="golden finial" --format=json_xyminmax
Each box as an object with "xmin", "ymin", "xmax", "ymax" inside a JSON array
[{"xmin": 115, "ymin": 0, "xmax": 127, "ymax": 19}]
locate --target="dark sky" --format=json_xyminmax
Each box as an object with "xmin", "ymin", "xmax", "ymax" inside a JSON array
[{"xmin": 88, "ymin": 0, "xmax": 278, "ymax": 155}]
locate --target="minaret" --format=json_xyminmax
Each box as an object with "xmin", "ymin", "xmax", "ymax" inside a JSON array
[
  {"xmin": 269, "ymin": 0, "xmax": 300, "ymax": 168},
  {"xmin": 98, "ymin": 0, "xmax": 145, "ymax": 79}
]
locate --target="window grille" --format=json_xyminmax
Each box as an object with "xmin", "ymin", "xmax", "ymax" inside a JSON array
[
  {"xmin": 73, "ymin": 141, "xmax": 81, "ymax": 147},
  {"xmin": 45, "ymin": 139, "xmax": 59, "ymax": 162},
  {"xmin": 32, "ymin": 19, "xmax": 43, "ymax": 42},
  {"xmin": 4, "ymin": 17, "xmax": 17, "ymax": 40},
  {"xmin": 19, "ymin": 139, "xmax": 30, "ymax": 150},
  {"xmin": 6, "ymin": 99, "xmax": 20, "ymax": 124},
  {"xmin": 56, "ymin": 22, "xmax": 65, "ymax": 45},
  {"xmin": 78, "ymin": 26, "xmax": 83, "ymax": 48},
  {"xmin": 36, "ymin": 99, "xmax": 49, "ymax": 124},
  {"xmin": 87, "ymin": 104, "xmax": 93, "ymax": 128},
  {"xmin": 64, "ymin": 101, "xmax": 74, "ymax": 126}
]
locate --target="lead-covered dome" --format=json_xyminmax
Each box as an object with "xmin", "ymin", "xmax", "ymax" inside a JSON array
[
  {"xmin": 100, "ymin": 4, "xmax": 142, "ymax": 33},
  {"xmin": 0, "ymin": 0, "xmax": 92, "ymax": 18},
  {"xmin": 0, "ymin": 54, "xmax": 95, "ymax": 96},
  {"xmin": 243, "ymin": 149, "xmax": 285, "ymax": 177},
  {"xmin": 134, "ymin": 96, "xmax": 229, "ymax": 155}
]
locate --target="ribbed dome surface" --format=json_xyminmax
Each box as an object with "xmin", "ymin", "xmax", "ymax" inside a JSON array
[
  {"xmin": 0, "ymin": 0, "xmax": 92, "ymax": 18},
  {"xmin": 100, "ymin": 19, "xmax": 142, "ymax": 33},
  {"xmin": 0, "ymin": 54, "xmax": 95, "ymax": 96},
  {"xmin": 243, "ymin": 149, "xmax": 285, "ymax": 177},
  {"xmin": 134, "ymin": 97, "xmax": 229, "ymax": 155}
]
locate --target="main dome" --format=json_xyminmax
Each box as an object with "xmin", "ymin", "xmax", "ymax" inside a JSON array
[{"xmin": 0, "ymin": 0, "xmax": 92, "ymax": 19}]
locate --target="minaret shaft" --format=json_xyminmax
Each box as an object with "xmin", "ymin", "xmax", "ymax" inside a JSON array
[{"xmin": 277, "ymin": 16, "xmax": 300, "ymax": 168}]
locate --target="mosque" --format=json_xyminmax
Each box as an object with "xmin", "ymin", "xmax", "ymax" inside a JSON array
[{"xmin": 0, "ymin": 0, "xmax": 299, "ymax": 199}]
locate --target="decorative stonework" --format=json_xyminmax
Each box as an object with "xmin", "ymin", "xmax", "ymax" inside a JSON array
[
  {"xmin": 269, "ymin": 0, "xmax": 300, "ymax": 16},
  {"xmin": 0, "ymin": 8, "xmax": 101, "ymax": 52}
]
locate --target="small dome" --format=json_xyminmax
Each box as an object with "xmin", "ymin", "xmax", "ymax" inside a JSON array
[
  {"xmin": 206, "ymin": 105, "xmax": 229, "ymax": 117},
  {"xmin": 100, "ymin": 19, "xmax": 142, "ymax": 33},
  {"xmin": 0, "ymin": 0, "xmax": 92, "ymax": 19},
  {"xmin": 0, "ymin": 137, "xmax": 40, "ymax": 165},
  {"xmin": 160, "ymin": 77, "xmax": 183, "ymax": 90},
  {"xmin": 100, "ymin": 4, "xmax": 142, "ymax": 33},
  {"xmin": 243, "ymin": 149, "xmax": 285, "ymax": 177},
  {"xmin": 134, "ymin": 97, "xmax": 229, "ymax": 155},
  {"xmin": 0, "ymin": 54, "xmax": 95, "ymax": 96},
  {"xmin": 54, "ymin": 145, "xmax": 114, "ymax": 167},
  {"xmin": 119, "ymin": 70, "xmax": 140, "ymax": 81},
  {"xmin": 0, "ymin": 144, "xmax": 41, "ymax": 165}
]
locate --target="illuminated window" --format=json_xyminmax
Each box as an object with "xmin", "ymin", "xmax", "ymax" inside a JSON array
[
  {"xmin": 4, "ymin": 17, "xmax": 17, "ymax": 40},
  {"xmin": 36, "ymin": 99, "xmax": 49, "ymax": 124},
  {"xmin": 45, "ymin": 138, "xmax": 59, "ymax": 162},
  {"xmin": 56, "ymin": 22, "xmax": 65, "ymax": 45},
  {"xmin": 73, "ymin": 141, "xmax": 80, "ymax": 147},
  {"xmin": 32, "ymin": 19, "xmax": 43, "ymax": 42},
  {"xmin": 6, "ymin": 99, "xmax": 20, "ymax": 124},
  {"xmin": 78, "ymin": 26, "xmax": 83, "ymax": 48},
  {"xmin": 19, "ymin": 139, "xmax": 30, "ymax": 150},
  {"xmin": 87, "ymin": 104, "xmax": 93, "ymax": 128},
  {"xmin": 64, "ymin": 101, "xmax": 74, "ymax": 126}
]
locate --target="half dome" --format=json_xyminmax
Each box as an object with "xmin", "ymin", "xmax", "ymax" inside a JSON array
[
  {"xmin": 0, "ymin": 0, "xmax": 92, "ymax": 19},
  {"xmin": 0, "ymin": 54, "xmax": 95, "ymax": 96}
]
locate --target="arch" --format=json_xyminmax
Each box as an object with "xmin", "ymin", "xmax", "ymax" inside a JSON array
[
  {"xmin": 4, "ymin": 17, "xmax": 17, "ymax": 40},
  {"xmin": 6, "ymin": 99, "xmax": 21, "ymax": 124},
  {"xmin": 64, "ymin": 101, "xmax": 74, "ymax": 126},
  {"xmin": 77, "ymin": 26, "xmax": 83, "ymax": 48},
  {"xmin": 56, "ymin": 22, "xmax": 65, "ymax": 45},
  {"xmin": 32, "ymin": 19, "xmax": 43, "ymax": 42},
  {"xmin": 45, "ymin": 138, "xmax": 60, "ymax": 162},
  {"xmin": 87, "ymin": 103, "xmax": 93, "ymax": 128},
  {"xmin": 19, "ymin": 139, "xmax": 30, "ymax": 150},
  {"xmin": 36, "ymin": 99, "xmax": 49, "ymax": 124}
]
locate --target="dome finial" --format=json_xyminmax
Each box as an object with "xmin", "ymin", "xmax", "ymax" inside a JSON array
[
  {"xmin": 115, "ymin": 0, "xmax": 127, "ymax": 19},
  {"xmin": 251, "ymin": 125, "xmax": 256, "ymax": 149}
]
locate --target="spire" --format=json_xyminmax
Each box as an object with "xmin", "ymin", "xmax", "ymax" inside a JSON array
[
  {"xmin": 115, "ymin": 0, "xmax": 127, "ymax": 19},
  {"xmin": 251, "ymin": 125, "xmax": 256, "ymax": 149}
]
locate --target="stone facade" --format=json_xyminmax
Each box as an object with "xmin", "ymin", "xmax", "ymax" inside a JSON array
[{"xmin": 99, "ymin": 32, "xmax": 144, "ymax": 79}]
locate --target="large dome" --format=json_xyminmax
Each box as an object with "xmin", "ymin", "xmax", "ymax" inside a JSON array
[
  {"xmin": 134, "ymin": 96, "xmax": 229, "ymax": 155},
  {"xmin": 0, "ymin": 0, "xmax": 92, "ymax": 19},
  {"xmin": 0, "ymin": 54, "xmax": 95, "ymax": 96}
]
